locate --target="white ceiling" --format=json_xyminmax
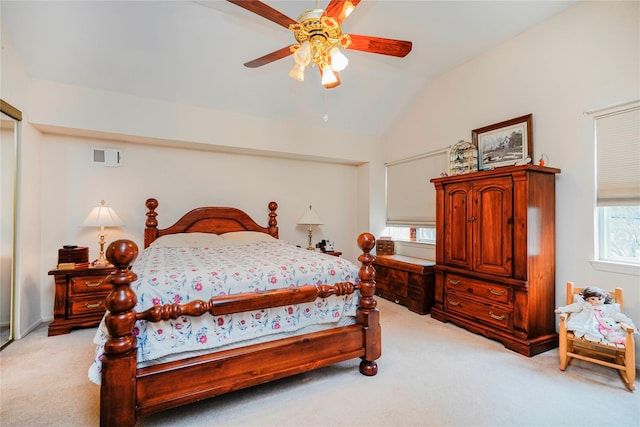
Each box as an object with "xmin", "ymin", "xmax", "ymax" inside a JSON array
[{"xmin": 1, "ymin": 0, "xmax": 577, "ymax": 136}]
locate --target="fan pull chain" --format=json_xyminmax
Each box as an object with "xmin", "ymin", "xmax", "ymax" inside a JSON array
[{"xmin": 323, "ymin": 89, "xmax": 329, "ymax": 122}]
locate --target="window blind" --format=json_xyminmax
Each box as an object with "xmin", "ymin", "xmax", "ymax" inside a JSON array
[
  {"xmin": 386, "ymin": 149, "xmax": 448, "ymax": 227},
  {"xmin": 595, "ymin": 103, "xmax": 640, "ymax": 206}
]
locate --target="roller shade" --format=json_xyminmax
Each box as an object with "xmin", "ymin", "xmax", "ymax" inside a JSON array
[
  {"xmin": 386, "ymin": 149, "xmax": 448, "ymax": 227},
  {"xmin": 596, "ymin": 103, "xmax": 640, "ymax": 206}
]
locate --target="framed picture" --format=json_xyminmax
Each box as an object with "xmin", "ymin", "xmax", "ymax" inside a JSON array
[{"xmin": 473, "ymin": 114, "xmax": 533, "ymax": 170}]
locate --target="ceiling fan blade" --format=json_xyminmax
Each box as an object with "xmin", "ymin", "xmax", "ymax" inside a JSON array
[
  {"xmin": 346, "ymin": 34, "xmax": 412, "ymax": 57},
  {"xmin": 243, "ymin": 45, "xmax": 294, "ymax": 68},
  {"xmin": 323, "ymin": 0, "xmax": 361, "ymax": 25},
  {"xmin": 227, "ymin": 0, "xmax": 297, "ymax": 29}
]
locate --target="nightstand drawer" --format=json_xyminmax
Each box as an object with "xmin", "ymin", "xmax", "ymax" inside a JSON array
[
  {"xmin": 67, "ymin": 295, "xmax": 108, "ymax": 318},
  {"xmin": 69, "ymin": 275, "xmax": 112, "ymax": 295},
  {"xmin": 445, "ymin": 274, "xmax": 511, "ymax": 305}
]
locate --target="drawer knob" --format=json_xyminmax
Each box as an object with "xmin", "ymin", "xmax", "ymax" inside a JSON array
[
  {"xmin": 84, "ymin": 281, "xmax": 103, "ymax": 288},
  {"xmin": 85, "ymin": 302, "xmax": 103, "ymax": 309},
  {"xmin": 447, "ymin": 300, "xmax": 460, "ymax": 307},
  {"xmin": 489, "ymin": 288, "xmax": 505, "ymax": 296},
  {"xmin": 489, "ymin": 311, "xmax": 505, "ymax": 321},
  {"xmin": 448, "ymin": 279, "xmax": 461, "ymax": 285}
]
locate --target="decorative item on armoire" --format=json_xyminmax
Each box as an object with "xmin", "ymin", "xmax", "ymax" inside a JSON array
[
  {"xmin": 473, "ymin": 114, "xmax": 533, "ymax": 170},
  {"xmin": 538, "ymin": 153, "xmax": 549, "ymax": 166},
  {"xmin": 449, "ymin": 140, "xmax": 478, "ymax": 175}
]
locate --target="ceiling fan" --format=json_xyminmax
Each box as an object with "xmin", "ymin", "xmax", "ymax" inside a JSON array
[{"xmin": 227, "ymin": 0, "xmax": 413, "ymax": 89}]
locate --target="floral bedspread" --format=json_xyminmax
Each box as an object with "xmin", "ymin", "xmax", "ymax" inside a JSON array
[{"xmin": 88, "ymin": 240, "xmax": 360, "ymax": 384}]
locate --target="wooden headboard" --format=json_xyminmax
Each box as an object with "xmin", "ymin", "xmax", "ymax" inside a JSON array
[{"xmin": 143, "ymin": 198, "xmax": 279, "ymax": 248}]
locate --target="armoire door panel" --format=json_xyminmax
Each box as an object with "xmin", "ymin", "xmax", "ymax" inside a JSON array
[
  {"xmin": 443, "ymin": 183, "xmax": 473, "ymax": 270},
  {"xmin": 473, "ymin": 177, "xmax": 513, "ymax": 276}
]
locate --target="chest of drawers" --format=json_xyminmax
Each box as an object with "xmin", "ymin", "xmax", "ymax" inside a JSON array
[{"xmin": 373, "ymin": 255, "xmax": 435, "ymax": 314}]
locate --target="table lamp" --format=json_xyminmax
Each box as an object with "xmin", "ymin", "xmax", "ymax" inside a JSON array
[
  {"xmin": 81, "ymin": 200, "xmax": 123, "ymax": 266},
  {"xmin": 297, "ymin": 204, "xmax": 323, "ymax": 250}
]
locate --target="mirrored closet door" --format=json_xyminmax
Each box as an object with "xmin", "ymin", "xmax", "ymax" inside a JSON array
[{"xmin": 1, "ymin": 100, "xmax": 21, "ymax": 350}]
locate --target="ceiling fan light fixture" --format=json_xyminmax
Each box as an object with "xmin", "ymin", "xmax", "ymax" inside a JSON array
[
  {"xmin": 288, "ymin": 7, "xmax": 349, "ymax": 89},
  {"xmin": 228, "ymin": 0, "xmax": 413, "ymax": 89}
]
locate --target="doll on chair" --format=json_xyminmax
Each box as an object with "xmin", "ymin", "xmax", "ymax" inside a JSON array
[{"xmin": 555, "ymin": 286, "xmax": 638, "ymax": 344}]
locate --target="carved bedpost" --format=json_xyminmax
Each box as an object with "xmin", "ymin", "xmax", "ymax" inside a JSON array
[
  {"xmin": 101, "ymin": 240, "xmax": 139, "ymax": 427},
  {"xmin": 356, "ymin": 232, "xmax": 380, "ymax": 376},
  {"xmin": 144, "ymin": 198, "xmax": 159, "ymax": 248},
  {"xmin": 267, "ymin": 201, "xmax": 278, "ymax": 238}
]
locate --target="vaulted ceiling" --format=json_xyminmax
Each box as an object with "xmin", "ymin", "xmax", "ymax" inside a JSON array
[{"xmin": 1, "ymin": 1, "xmax": 577, "ymax": 136}]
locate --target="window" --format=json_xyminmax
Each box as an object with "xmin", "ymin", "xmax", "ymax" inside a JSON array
[
  {"xmin": 382, "ymin": 226, "xmax": 436, "ymax": 244},
  {"xmin": 385, "ymin": 148, "xmax": 448, "ymax": 240},
  {"xmin": 598, "ymin": 206, "xmax": 640, "ymax": 263},
  {"xmin": 385, "ymin": 149, "xmax": 447, "ymax": 245},
  {"xmin": 595, "ymin": 102, "xmax": 640, "ymax": 266}
]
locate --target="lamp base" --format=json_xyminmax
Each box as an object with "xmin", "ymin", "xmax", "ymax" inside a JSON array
[
  {"xmin": 307, "ymin": 227, "xmax": 314, "ymax": 250},
  {"xmin": 94, "ymin": 232, "xmax": 110, "ymax": 266}
]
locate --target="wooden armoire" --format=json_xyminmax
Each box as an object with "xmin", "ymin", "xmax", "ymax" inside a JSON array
[{"xmin": 430, "ymin": 164, "xmax": 560, "ymax": 356}]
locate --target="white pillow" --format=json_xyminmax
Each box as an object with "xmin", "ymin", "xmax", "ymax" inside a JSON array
[
  {"xmin": 220, "ymin": 231, "xmax": 277, "ymax": 243},
  {"xmin": 150, "ymin": 232, "xmax": 223, "ymax": 248}
]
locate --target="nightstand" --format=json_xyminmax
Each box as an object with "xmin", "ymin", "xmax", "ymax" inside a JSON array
[
  {"xmin": 48, "ymin": 265, "xmax": 115, "ymax": 336},
  {"xmin": 323, "ymin": 251, "xmax": 342, "ymax": 257}
]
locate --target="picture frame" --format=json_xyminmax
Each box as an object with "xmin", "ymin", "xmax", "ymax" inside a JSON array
[{"xmin": 472, "ymin": 114, "xmax": 533, "ymax": 170}]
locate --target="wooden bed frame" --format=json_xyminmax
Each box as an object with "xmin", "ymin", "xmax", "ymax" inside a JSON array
[{"xmin": 100, "ymin": 198, "xmax": 379, "ymax": 426}]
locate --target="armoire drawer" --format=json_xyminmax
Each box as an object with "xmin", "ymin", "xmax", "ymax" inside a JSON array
[
  {"xmin": 444, "ymin": 274, "xmax": 511, "ymax": 306},
  {"xmin": 444, "ymin": 293, "xmax": 512, "ymax": 331}
]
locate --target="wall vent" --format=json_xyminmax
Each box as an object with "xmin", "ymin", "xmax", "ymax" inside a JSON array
[{"xmin": 91, "ymin": 147, "xmax": 122, "ymax": 167}]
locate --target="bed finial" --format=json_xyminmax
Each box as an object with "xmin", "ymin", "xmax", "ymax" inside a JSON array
[
  {"xmin": 268, "ymin": 201, "xmax": 278, "ymax": 238},
  {"xmin": 145, "ymin": 198, "xmax": 159, "ymax": 248},
  {"xmin": 145, "ymin": 198, "xmax": 158, "ymax": 228},
  {"xmin": 357, "ymin": 233, "xmax": 376, "ymax": 311}
]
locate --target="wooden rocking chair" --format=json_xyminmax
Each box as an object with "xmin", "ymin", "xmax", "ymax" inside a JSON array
[{"xmin": 558, "ymin": 281, "xmax": 636, "ymax": 391}]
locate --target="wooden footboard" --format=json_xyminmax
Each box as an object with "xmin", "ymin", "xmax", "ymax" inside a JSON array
[{"xmin": 100, "ymin": 233, "xmax": 378, "ymax": 427}]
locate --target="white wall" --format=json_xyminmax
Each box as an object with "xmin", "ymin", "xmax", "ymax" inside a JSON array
[
  {"xmin": 384, "ymin": 1, "xmax": 640, "ymax": 362},
  {"xmin": 38, "ymin": 133, "xmax": 364, "ymax": 320}
]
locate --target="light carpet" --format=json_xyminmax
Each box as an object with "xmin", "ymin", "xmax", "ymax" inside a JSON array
[{"xmin": 1, "ymin": 298, "xmax": 638, "ymax": 426}]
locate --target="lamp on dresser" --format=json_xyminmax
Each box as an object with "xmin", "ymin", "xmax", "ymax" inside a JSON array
[
  {"xmin": 297, "ymin": 204, "xmax": 323, "ymax": 250},
  {"xmin": 81, "ymin": 200, "xmax": 122, "ymax": 266}
]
